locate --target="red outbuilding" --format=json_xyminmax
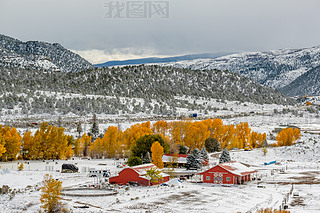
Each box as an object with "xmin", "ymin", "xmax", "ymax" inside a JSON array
[
  {"xmin": 198, "ymin": 161, "xmax": 257, "ymax": 184},
  {"xmin": 109, "ymin": 163, "xmax": 170, "ymax": 186}
]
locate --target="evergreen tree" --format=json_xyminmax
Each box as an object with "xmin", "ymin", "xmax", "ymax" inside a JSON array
[
  {"xmin": 90, "ymin": 114, "xmax": 99, "ymax": 139},
  {"xmin": 57, "ymin": 116, "xmax": 62, "ymax": 127},
  {"xmin": 76, "ymin": 121, "xmax": 82, "ymax": 138},
  {"xmin": 219, "ymin": 148, "xmax": 231, "ymax": 164},
  {"xmin": 131, "ymin": 134, "xmax": 168, "ymax": 159},
  {"xmin": 262, "ymin": 139, "xmax": 268, "ymax": 148},
  {"xmin": 205, "ymin": 138, "xmax": 221, "ymax": 153},
  {"xmin": 179, "ymin": 145, "xmax": 189, "ymax": 154},
  {"xmin": 186, "ymin": 148, "xmax": 202, "ymax": 170},
  {"xmin": 143, "ymin": 151, "xmax": 151, "ymax": 163},
  {"xmin": 127, "ymin": 156, "xmax": 142, "ymax": 167},
  {"xmin": 200, "ymin": 146, "xmax": 209, "ymax": 162}
]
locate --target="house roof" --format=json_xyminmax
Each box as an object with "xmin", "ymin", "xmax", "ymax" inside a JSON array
[
  {"xmin": 128, "ymin": 163, "xmax": 170, "ymax": 178},
  {"xmin": 131, "ymin": 163, "xmax": 156, "ymax": 175},
  {"xmin": 199, "ymin": 161, "xmax": 257, "ymax": 176},
  {"xmin": 162, "ymin": 154, "xmax": 188, "ymax": 164}
]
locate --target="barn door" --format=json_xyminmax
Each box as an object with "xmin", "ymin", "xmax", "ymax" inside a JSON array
[
  {"xmin": 219, "ymin": 173, "xmax": 223, "ymax": 184},
  {"xmin": 214, "ymin": 173, "xmax": 219, "ymax": 184}
]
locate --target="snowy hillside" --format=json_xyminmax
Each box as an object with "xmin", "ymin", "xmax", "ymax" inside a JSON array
[
  {"xmin": 280, "ymin": 65, "xmax": 320, "ymax": 96},
  {"xmin": 162, "ymin": 46, "xmax": 320, "ymax": 92},
  {"xmin": 0, "ymin": 34, "xmax": 93, "ymax": 72},
  {"xmin": 0, "ymin": 65, "xmax": 295, "ymax": 120}
]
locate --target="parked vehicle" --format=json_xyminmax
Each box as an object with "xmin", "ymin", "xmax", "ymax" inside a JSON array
[{"xmin": 89, "ymin": 169, "xmax": 110, "ymax": 177}]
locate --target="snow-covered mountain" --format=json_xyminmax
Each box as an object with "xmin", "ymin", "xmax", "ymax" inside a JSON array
[
  {"xmin": 162, "ymin": 46, "xmax": 320, "ymax": 91},
  {"xmin": 280, "ymin": 65, "xmax": 320, "ymax": 96},
  {"xmin": 94, "ymin": 52, "xmax": 234, "ymax": 67},
  {"xmin": 0, "ymin": 34, "xmax": 93, "ymax": 72},
  {"xmin": 0, "ymin": 65, "xmax": 295, "ymax": 117}
]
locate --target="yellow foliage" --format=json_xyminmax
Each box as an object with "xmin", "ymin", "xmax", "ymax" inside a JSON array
[
  {"xmin": 276, "ymin": 128, "xmax": 300, "ymax": 147},
  {"xmin": 256, "ymin": 208, "xmax": 290, "ymax": 213},
  {"xmin": 90, "ymin": 137, "xmax": 104, "ymax": 158},
  {"xmin": 152, "ymin": 120, "xmax": 169, "ymax": 137},
  {"xmin": 169, "ymin": 119, "xmax": 192, "ymax": 145},
  {"xmin": 18, "ymin": 162, "xmax": 24, "ymax": 171},
  {"xmin": 90, "ymin": 126, "xmax": 121, "ymax": 158},
  {"xmin": 235, "ymin": 122, "xmax": 251, "ymax": 149},
  {"xmin": 293, "ymin": 128, "xmax": 301, "ymax": 141},
  {"xmin": 64, "ymin": 145, "xmax": 73, "ymax": 159},
  {"xmin": 22, "ymin": 123, "xmax": 75, "ymax": 160},
  {"xmin": 0, "ymin": 125, "xmax": 22, "ymax": 161},
  {"xmin": 151, "ymin": 141, "xmax": 164, "ymax": 169},
  {"xmin": 102, "ymin": 126, "xmax": 121, "ymax": 157},
  {"xmin": 81, "ymin": 133, "xmax": 92, "ymax": 157},
  {"xmin": 123, "ymin": 121, "xmax": 152, "ymax": 149},
  {"xmin": 306, "ymin": 101, "xmax": 312, "ymax": 106},
  {"xmin": 40, "ymin": 174, "xmax": 62, "ymax": 213},
  {"xmin": 0, "ymin": 135, "xmax": 6, "ymax": 157},
  {"xmin": 22, "ymin": 131, "xmax": 33, "ymax": 159},
  {"xmin": 146, "ymin": 167, "xmax": 163, "ymax": 184},
  {"xmin": 221, "ymin": 125, "xmax": 236, "ymax": 149},
  {"xmin": 184, "ymin": 121, "xmax": 210, "ymax": 151},
  {"xmin": 203, "ymin": 118, "xmax": 224, "ymax": 140}
]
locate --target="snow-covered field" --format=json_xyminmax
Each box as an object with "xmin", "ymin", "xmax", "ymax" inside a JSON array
[
  {"xmin": 1, "ymin": 103, "xmax": 320, "ymax": 212},
  {"xmin": 1, "ymin": 130, "xmax": 320, "ymax": 212}
]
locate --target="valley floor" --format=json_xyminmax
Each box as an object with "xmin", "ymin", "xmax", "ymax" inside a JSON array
[{"xmin": 1, "ymin": 103, "xmax": 320, "ymax": 212}]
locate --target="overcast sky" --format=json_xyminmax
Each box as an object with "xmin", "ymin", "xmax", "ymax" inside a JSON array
[{"xmin": 1, "ymin": 0, "xmax": 320, "ymax": 63}]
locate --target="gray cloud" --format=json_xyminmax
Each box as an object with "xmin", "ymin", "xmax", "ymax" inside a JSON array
[{"xmin": 1, "ymin": 0, "xmax": 320, "ymax": 63}]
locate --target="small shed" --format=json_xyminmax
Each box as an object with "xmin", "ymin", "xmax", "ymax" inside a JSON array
[
  {"xmin": 61, "ymin": 164, "xmax": 78, "ymax": 173},
  {"xmin": 109, "ymin": 164, "xmax": 169, "ymax": 186},
  {"xmin": 198, "ymin": 161, "xmax": 257, "ymax": 184}
]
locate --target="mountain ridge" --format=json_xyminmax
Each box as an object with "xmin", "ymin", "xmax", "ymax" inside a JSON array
[
  {"xmin": 94, "ymin": 52, "xmax": 234, "ymax": 67},
  {"xmin": 159, "ymin": 45, "xmax": 320, "ymax": 95},
  {"xmin": 0, "ymin": 34, "xmax": 93, "ymax": 72}
]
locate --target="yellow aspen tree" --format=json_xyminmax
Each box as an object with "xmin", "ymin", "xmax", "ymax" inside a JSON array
[
  {"xmin": 18, "ymin": 162, "xmax": 24, "ymax": 171},
  {"xmin": 152, "ymin": 120, "xmax": 169, "ymax": 137},
  {"xmin": 64, "ymin": 145, "xmax": 73, "ymax": 159},
  {"xmin": 169, "ymin": 119, "xmax": 192, "ymax": 145},
  {"xmin": 56, "ymin": 127, "xmax": 68, "ymax": 159},
  {"xmin": 73, "ymin": 138, "xmax": 81, "ymax": 157},
  {"xmin": 1, "ymin": 127, "xmax": 22, "ymax": 161},
  {"xmin": 221, "ymin": 125, "xmax": 236, "ymax": 149},
  {"xmin": 203, "ymin": 118, "xmax": 224, "ymax": 140},
  {"xmin": 286, "ymin": 128, "xmax": 294, "ymax": 146},
  {"xmin": 151, "ymin": 141, "xmax": 164, "ymax": 169},
  {"xmin": 40, "ymin": 174, "xmax": 62, "ymax": 213},
  {"xmin": 90, "ymin": 137, "xmax": 104, "ymax": 158},
  {"xmin": 102, "ymin": 126, "xmax": 120, "ymax": 158},
  {"xmin": 29, "ymin": 132, "xmax": 43, "ymax": 159},
  {"xmin": 250, "ymin": 132, "xmax": 258, "ymax": 149},
  {"xmin": 22, "ymin": 131, "xmax": 34, "ymax": 159},
  {"xmin": 293, "ymin": 128, "xmax": 301, "ymax": 141},
  {"xmin": 146, "ymin": 167, "xmax": 163, "ymax": 184},
  {"xmin": 184, "ymin": 121, "xmax": 210, "ymax": 151},
  {"xmin": 123, "ymin": 121, "xmax": 153, "ymax": 149},
  {"xmin": 0, "ymin": 135, "xmax": 6, "ymax": 157},
  {"xmin": 82, "ymin": 133, "xmax": 92, "ymax": 157},
  {"xmin": 276, "ymin": 128, "xmax": 293, "ymax": 146},
  {"xmin": 235, "ymin": 122, "xmax": 251, "ymax": 149}
]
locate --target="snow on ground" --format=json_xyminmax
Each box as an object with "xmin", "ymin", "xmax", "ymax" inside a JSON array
[
  {"xmin": 1, "ymin": 130, "xmax": 320, "ymax": 212},
  {"xmin": 1, "ymin": 104, "xmax": 320, "ymax": 212}
]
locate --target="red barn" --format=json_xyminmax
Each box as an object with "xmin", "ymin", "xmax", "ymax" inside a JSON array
[
  {"xmin": 109, "ymin": 164, "xmax": 170, "ymax": 186},
  {"xmin": 198, "ymin": 161, "xmax": 257, "ymax": 184}
]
